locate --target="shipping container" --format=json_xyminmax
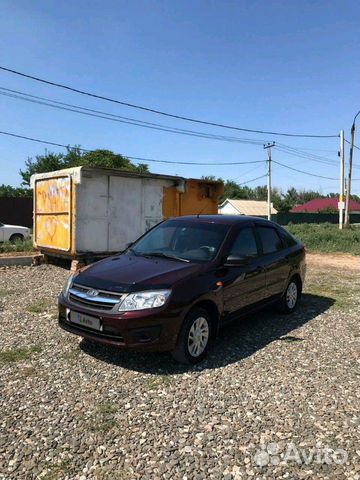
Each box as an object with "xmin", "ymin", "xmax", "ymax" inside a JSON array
[{"xmin": 30, "ymin": 167, "xmax": 223, "ymax": 259}]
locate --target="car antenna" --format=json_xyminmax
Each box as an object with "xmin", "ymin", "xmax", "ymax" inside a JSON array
[{"xmin": 196, "ymin": 203, "xmax": 209, "ymax": 218}]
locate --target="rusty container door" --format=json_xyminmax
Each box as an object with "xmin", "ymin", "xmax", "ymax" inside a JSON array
[{"xmin": 34, "ymin": 176, "xmax": 72, "ymax": 251}]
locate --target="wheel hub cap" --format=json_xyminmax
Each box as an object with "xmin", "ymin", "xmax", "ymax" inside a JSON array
[
  {"xmin": 188, "ymin": 317, "xmax": 209, "ymax": 357},
  {"xmin": 286, "ymin": 282, "xmax": 298, "ymax": 309}
]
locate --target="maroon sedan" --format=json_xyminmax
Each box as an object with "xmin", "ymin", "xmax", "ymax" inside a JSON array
[{"xmin": 58, "ymin": 215, "xmax": 306, "ymax": 364}]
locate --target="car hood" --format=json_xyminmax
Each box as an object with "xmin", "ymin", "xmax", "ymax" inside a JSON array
[
  {"xmin": 3, "ymin": 224, "xmax": 29, "ymax": 230},
  {"xmin": 75, "ymin": 254, "xmax": 204, "ymax": 292}
]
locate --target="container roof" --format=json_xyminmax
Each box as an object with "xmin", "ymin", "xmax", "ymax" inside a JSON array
[{"xmin": 30, "ymin": 166, "xmax": 223, "ymax": 186}]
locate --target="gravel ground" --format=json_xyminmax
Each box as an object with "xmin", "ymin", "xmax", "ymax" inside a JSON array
[{"xmin": 0, "ymin": 257, "xmax": 359, "ymax": 479}]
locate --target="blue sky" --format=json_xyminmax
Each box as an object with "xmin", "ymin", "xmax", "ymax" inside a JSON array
[{"xmin": 0, "ymin": 0, "xmax": 359, "ymax": 194}]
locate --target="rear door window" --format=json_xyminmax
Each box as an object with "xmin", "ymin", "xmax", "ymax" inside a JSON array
[
  {"xmin": 256, "ymin": 227, "xmax": 283, "ymax": 254},
  {"xmin": 228, "ymin": 227, "xmax": 258, "ymax": 259}
]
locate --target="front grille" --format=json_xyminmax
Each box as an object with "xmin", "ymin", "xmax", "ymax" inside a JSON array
[{"xmin": 68, "ymin": 283, "xmax": 124, "ymax": 312}]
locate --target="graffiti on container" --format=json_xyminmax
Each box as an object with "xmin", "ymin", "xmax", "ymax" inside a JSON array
[
  {"xmin": 36, "ymin": 177, "xmax": 70, "ymax": 213},
  {"xmin": 35, "ymin": 177, "xmax": 71, "ymax": 250}
]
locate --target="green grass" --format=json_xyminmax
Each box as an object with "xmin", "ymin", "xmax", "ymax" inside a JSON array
[
  {"xmin": 0, "ymin": 345, "xmax": 42, "ymax": 363},
  {"xmin": 147, "ymin": 375, "xmax": 172, "ymax": 390},
  {"xmin": 0, "ymin": 288, "xmax": 15, "ymax": 297},
  {"xmin": 0, "ymin": 238, "xmax": 34, "ymax": 253},
  {"xmin": 27, "ymin": 299, "xmax": 50, "ymax": 314},
  {"xmin": 286, "ymin": 223, "xmax": 359, "ymax": 255},
  {"xmin": 88, "ymin": 402, "xmax": 119, "ymax": 433},
  {"xmin": 42, "ymin": 459, "xmax": 72, "ymax": 480},
  {"xmin": 305, "ymin": 271, "xmax": 358, "ymax": 311}
]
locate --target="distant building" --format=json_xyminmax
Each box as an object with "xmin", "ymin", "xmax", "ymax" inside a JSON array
[
  {"xmin": 291, "ymin": 198, "xmax": 360, "ymax": 213},
  {"xmin": 219, "ymin": 198, "xmax": 277, "ymax": 216}
]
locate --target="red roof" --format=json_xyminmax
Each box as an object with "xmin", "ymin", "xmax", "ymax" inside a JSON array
[{"xmin": 291, "ymin": 197, "xmax": 360, "ymax": 213}]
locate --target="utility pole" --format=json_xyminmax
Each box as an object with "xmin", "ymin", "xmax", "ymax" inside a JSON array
[
  {"xmin": 264, "ymin": 142, "xmax": 275, "ymax": 220},
  {"xmin": 345, "ymin": 111, "xmax": 360, "ymax": 227},
  {"xmin": 339, "ymin": 130, "xmax": 345, "ymax": 230}
]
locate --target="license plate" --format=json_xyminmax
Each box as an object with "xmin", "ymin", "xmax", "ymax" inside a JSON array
[{"xmin": 69, "ymin": 310, "xmax": 102, "ymax": 331}]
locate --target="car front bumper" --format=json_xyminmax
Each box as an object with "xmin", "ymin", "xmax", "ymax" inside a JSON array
[{"xmin": 58, "ymin": 294, "xmax": 183, "ymax": 352}]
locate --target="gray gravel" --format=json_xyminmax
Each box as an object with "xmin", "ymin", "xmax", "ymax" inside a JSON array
[{"xmin": 0, "ymin": 260, "xmax": 359, "ymax": 479}]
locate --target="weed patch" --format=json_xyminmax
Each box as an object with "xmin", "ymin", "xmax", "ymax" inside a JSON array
[
  {"xmin": 27, "ymin": 299, "xmax": 51, "ymax": 314},
  {"xmin": 286, "ymin": 223, "xmax": 359, "ymax": 255},
  {"xmin": 0, "ymin": 345, "xmax": 41, "ymax": 363}
]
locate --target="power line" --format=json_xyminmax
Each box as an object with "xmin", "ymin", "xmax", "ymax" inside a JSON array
[
  {"xmin": 0, "ymin": 129, "xmax": 266, "ymax": 166},
  {"xmin": 0, "ymin": 66, "xmax": 339, "ymax": 139},
  {"xmin": 0, "ymin": 87, "xmax": 266, "ymax": 146},
  {"xmin": 276, "ymin": 142, "xmax": 359, "ymax": 170},
  {"xmin": 1, "ymin": 87, "xmax": 347, "ymax": 169},
  {"xmin": 237, "ymin": 174, "xmax": 268, "ymax": 186},
  {"xmin": 232, "ymin": 163, "xmax": 265, "ymax": 181},
  {"xmin": 273, "ymin": 159, "xmax": 340, "ymax": 180},
  {"xmin": 276, "ymin": 142, "xmax": 338, "ymax": 164},
  {"xmin": 345, "ymin": 138, "xmax": 360, "ymax": 151},
  {"xmin": 274, "ymin": 145, "xmax": 338, "ymax": 166}
]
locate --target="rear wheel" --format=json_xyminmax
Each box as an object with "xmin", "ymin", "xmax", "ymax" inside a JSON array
[
  {"xmin": 9, "ymin": 234, "xmax": 24, "ymax": 243},
  {"xmin": 172, "ymin": 307, "xmax": 211, "ymax": 364},
  {"xmin": 277, "ymin": 278, "xmax": 301, "ymax": 313}
]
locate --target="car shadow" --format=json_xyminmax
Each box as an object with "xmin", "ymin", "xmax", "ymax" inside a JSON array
[{"xmin": 80, "ymin": 293, "xmax": 334, "ymax": 375}]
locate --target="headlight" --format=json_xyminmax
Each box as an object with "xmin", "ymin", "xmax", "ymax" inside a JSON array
[
  {"xmin": 62, "ymin": 273, "xmax": 77, "ymax": 298},
  {"xmin": 119, "ymin": 290, "xmax": 171, "ymax": 312}
]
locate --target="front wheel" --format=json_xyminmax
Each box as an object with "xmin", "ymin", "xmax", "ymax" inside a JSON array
[
  {"xmin": 171, "ymin": 308, "xmax": 211, "ymax": 364},
  {"xmin": 9, "ymin": 234, "xmax": 24, "ymax": 243},
  {"xmin": 277, "ymin": 278, "xmax": 301, "ymax": 314}
]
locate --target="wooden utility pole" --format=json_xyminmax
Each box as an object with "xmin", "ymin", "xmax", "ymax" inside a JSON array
[
  {"xmin": 345, "ymin": 111, "xmax": 360, "ymax": 227},
  {"xmin": 264, "ymin": 142, "xmax": 275, "ymax": 220},
  {"xmin": 339, "ymin": 130, "xmax": 345, "ymax": 230}
]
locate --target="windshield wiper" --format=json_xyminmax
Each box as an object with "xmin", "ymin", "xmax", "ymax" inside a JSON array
[
  {"xmin": 143, "ymin": 252, "xmax": 190, "ymax": 263},
  {"xmin": 128, "ymin": 248, "xmax": 143, "ymax": 257}
]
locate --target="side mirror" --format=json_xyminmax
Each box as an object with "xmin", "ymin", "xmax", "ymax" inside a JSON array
[{"xmin": 224, "ymin": 255, "xmax": 249, "ymax": 267}]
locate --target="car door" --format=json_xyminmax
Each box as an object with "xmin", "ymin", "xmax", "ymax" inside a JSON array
[
  {"xmin": 255, "ymin": 225, "xmax": 291, "ymax": 299},
  {"xmin": 222, "ymin": 226, "xmax": 267, "ymax": 315}
]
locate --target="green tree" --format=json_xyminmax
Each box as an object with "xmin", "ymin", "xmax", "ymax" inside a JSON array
[
  {"xmin": 20, "ymin": 152, "xmax": 67, "ymax": 186},
  {"xmin": 20, "ymin": 147, "xmax": 149, "ymax": 186},
  {"xmin": 0, "ymin": 184, "xmax": 32, "ymax": 197}
]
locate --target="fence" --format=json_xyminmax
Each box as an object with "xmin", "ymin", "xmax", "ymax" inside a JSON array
[
  {"xmin": 0, "ymin": 197, "xmax": 33, "ymax": 228},
  {"xmin": 272, "ymin": 212, "xmax": 360, "ymax": 225}
]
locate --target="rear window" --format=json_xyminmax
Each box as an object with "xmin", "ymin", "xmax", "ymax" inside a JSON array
[
  {"xmin": 257, "ymin": 227, "xmax": 283, "ymax": 254},
  {"xmin": 277, "ymin": 226, "xmax": 298, "ymax": 248}
]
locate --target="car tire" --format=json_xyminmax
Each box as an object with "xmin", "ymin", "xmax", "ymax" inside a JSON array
[
  {"xmin": 9, "ymin": 234, "xmax": 24, "ymax": 243},
  {"xmin": 277, "ymin": 278, "xmax": 301, "ymax": 314},
  {"xmin": 171, "ymin": 307, "xmax": 212, "ymax": 364}
]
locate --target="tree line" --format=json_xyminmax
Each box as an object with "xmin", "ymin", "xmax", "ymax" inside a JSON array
[
  {"xmin": 205, "ymin": 177, "xmax": 360, "ymax": 212},
  {"xmin": 0, "ymin": 147, "xmax": 148, "ymax": 197},
  {"xmin": 1, "ymin": 148, "xmax": 359, "ymax": 212}
]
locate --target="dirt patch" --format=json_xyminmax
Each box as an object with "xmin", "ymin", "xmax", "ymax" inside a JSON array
[{"xmin": 307, "ymin": 252, "xmax": 359, "ymax": 271}]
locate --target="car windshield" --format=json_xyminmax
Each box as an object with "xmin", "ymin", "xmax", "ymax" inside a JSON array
[{"xmin": 130, "ymin": 220, "xmax": 230, "ymax": 262}]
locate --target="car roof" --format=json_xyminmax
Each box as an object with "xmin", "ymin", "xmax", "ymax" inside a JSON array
[{"xmin": 168, "ymin": 215, "xmax": 277, "ymax": 226}]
